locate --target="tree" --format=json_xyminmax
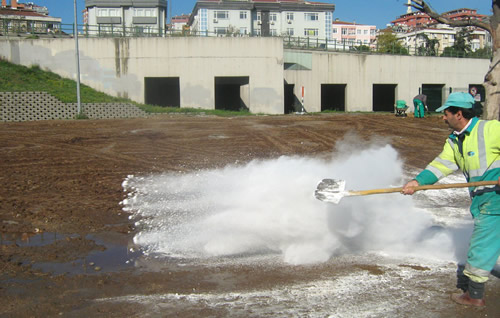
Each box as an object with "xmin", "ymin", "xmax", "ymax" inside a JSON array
[
  {"xmin": 440, "ymin": 28, "xmax": 472, "ymax": 57},
  {"xmin": 376, "ymin": 30, "xmax": 409, "ymax": 55},
  {"xmin": 441, "ymin": 46, "xmax": 464, "ymax": 58},
  {"xmin": 409, "ymin": 0, "xmax": 499, "ymax": 120},
  {"xmin": 225, "ymin": 25, "xmax": 241, "ymax": 37},
  {"xmin": 354, "ymin": 44, "xmax": 371, "ymax": 52},
  {"xmin": 416, "ymin": 33, "xmax": 440, "ymax": 56},
  {"xmin": 453, "ymin": 28, "xmax": 473, "ymax": 54},
  {"xmin": 470, "ymin": 47, "xmax": 493, "ymax": 58}
]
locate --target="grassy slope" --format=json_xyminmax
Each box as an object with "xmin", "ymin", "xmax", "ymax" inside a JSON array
[
  {"xmin": 0, "ymin": 59, "xmax": 252, "ymax": 116},
  {"xmin": 0, "ymin": 59, "xmax": 128, "ymax": 104}
]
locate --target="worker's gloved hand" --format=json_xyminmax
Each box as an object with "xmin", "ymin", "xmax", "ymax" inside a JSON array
[{"xmin": 402, "ymin": 179, "xmax": 419, "ymax": 195}]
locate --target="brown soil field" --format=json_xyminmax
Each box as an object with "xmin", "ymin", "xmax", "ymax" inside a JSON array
[{"xmin": 1, "ymin": 113, "xmax": 498, "ymax": 317}]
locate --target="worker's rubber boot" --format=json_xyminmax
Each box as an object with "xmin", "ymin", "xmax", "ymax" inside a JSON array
[
  {"xmin": 455, "ymin": 264, "xmax": 469, "ymax": 292},
  {"xmin": 451, "ymin": 281, "xmax": 485, "ymax": 307}
]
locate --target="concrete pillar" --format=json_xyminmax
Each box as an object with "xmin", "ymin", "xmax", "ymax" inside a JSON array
[{"xmin": 240, "ymin": 84, "xmax": 250, "ymax": 110}]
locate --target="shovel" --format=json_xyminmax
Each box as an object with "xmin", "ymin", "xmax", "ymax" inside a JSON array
[{"xmin": 314, "ymin": 178, "xmax": 499, "ymax": 204}]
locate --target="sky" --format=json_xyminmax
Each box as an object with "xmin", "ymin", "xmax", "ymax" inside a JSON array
[{"xmin": 34, "ymin": 0, "xmax": 492, "ymax": 29}]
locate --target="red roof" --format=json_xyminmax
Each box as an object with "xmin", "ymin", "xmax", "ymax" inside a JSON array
[
  {"xmin": 172, "ymin": 15, "xmax": 189, "ymax": 22},
  {"xmin": 391, "ymin": 8, "xmax": 488, "ymax": 27},
  {"xmin": 0, "ymin": 8, "xmax": 47, "ymax": 18}
]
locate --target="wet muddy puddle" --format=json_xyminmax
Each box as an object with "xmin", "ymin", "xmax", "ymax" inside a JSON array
[{"xmin": 1, "ymin": 231, "xmax": 142, "ymax": 276}]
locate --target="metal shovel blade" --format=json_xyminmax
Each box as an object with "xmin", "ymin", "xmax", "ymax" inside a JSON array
[{"xmin": 314, "ymin": 179, "xmax": 346, "ymax": 204}]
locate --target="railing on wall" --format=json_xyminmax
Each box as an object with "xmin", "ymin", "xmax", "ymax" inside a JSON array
[
  {"xmin": 0, "ymin": 20, "xmax": 492, "ymax": 59},
  {"xmin": 282, "ymin": 36, "xmax": 492, "ymax": 58}
]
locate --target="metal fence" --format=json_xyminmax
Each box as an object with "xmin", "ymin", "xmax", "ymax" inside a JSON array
[
  {"xmin": 281, "ymin": 36, "xmax": 492, "ymax": 58},
  {"xmin": 0, "ymin": 20, "xmax": 492, "ymax": 59}
]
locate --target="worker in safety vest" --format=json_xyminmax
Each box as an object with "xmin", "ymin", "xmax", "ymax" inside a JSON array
[{"xmin": 402, "ymin": 92, "xmax": 500, "ymax": 307}]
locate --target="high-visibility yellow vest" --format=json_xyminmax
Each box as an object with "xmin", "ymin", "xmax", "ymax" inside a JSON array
[{"xmin": 415, "ymin": 117, "xmax": 500, "ymax": 216}]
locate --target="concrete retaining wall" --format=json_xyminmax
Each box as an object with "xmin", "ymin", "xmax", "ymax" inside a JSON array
[
  {"xmin": 284, "ymin": 50, "xmax": 490, "ymax": 112},
  {"xmin": 0, "ymin": 37, "xmax": 285, "ymax": 114},
  {"xmin": 0, "ymin": 37, "xmax": 490, "ymax": 115}
]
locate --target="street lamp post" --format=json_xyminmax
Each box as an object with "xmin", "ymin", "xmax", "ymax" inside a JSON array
[{"xmin": 74, "ymin": 0, "xmax": 82, "ymax": 116}]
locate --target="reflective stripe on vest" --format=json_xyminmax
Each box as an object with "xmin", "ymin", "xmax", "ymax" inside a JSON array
[
  {"xmin": 434, "ymin": 156, "xmax": 460, "ymax": 172},
  {"xmin": 465, "ymin": 121, "xmax": 500, "ymax": 196}
]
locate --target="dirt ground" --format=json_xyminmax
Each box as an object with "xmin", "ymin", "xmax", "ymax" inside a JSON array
[{"xmin": 1, "ymin": 113, "xmax": 498, "ymax": 317}]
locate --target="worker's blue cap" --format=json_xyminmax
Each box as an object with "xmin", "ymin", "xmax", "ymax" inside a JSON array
[{"xmin": 435, "ymin": 92, "xmax": 474, "ymax": 112}]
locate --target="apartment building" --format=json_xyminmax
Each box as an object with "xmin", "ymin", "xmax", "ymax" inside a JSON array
[
  {"xmin": 170, "ymin": 14, "xmax": 190, "ymax": 31},
  {"xmin": 187, "ymin": 0, "xmax": 335, "ymax": 38},
  {"xmin": 0, "ymin": 0, "xmax": 61, "ymax": 34},
  {"xmin": 396, "ymin": 25, "xmax": 491, "ymax": 54},
  {"xmin": 331, "ymin": 20, "xmax": 376, "ymax": 48},
  {"xmin": 84, "ymin": 0, "xmax": 167, "ymax": 35},
  {"xmin": 391, "ymin": 8, "xmax": 488, "ymax": 29},
  {"xmin": 391, "ymin": 6, "xmax": 491, "ymax": 53}
]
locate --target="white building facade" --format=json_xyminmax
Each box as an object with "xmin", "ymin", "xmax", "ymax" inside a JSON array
[
  {"xmin": 396, "ymin": 25, "xmax": 492, "ymax": 55},
  {"xmin": 331, "ymin": 20, "xmax": 376, "ymax": 48},
  {"xmin": 170, "ymin": 14, "xmax": 190, "ymax": 32},
  {"xmin": 187, "ymin": 0, "xmax": 335, "ymax": 38},
  {"xmin": 84, "ymin": 0, "xmax": 167, "ymax": 36}
]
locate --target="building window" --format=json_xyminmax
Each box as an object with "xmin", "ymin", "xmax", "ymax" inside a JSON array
[
  {"xmin": 370, "ymin": 29, "xmax": 375, "ymax": 36},
  {"xmin": 269, "ymin": 13, "xmax": 277, "ymax": 22},
  {"xmin": 215, "ymin": 27, "xmax": 227, "ymax": 35},
  {"xmin": 325, "ymin": 11, "xmax": 332, "ymax": 38},
  {"xmin": 286, "ymin": 28, "xmax": 294, "ymax": 36},
  {"xmin": 304, "ymin": 13, "xmax": 318, "ymax": 21},
  {"xmin": 240, "ymin": 11, "xmax": 247, "ymax": 19},
  {"xmin": 364, "ymin": 29, "xmax": 368, "ymax": 35},
  {"xmin": 270, "ymin": 29, "xmax": 277, "ymax": 36},
  {"xmin": 98, "ymin": 9, "xmax": 108, "ymax": 17},
  {"xmin": 341, "ymin": 28, "xmax": 347, "ymax": 35},
  {"xmin": 286, "ymin": 12, "xmax": 294, "ymax": 21},
  {"xmin": 134, "ymin": 8, "xmax": 155, "ymax": 17},
  {"xmin": 304, "ymin": 28, "xmax": 318, "ymax": 36},
  {"xmin": 348, "ymin": 28, "xmax": 355, "ymax": 35},
  {"xmin": 214, "ymin": 11, "xmax": 229, "ymax": 20},
  {"xmin": 200, "ymin": 8, "xmax": 208, "ymax": 35},
  {"xmin": 357, "ymin": 29, "xmax": 361, "ymax": 35},
  {"xmin": 240, "ymin": 27, "xmax": 247, "ymax": 34},
  {"xmin": 332, "ymin": 28, "xmax": 337, "ymax": 34},
  {"xmin": 98, "ymin": 8, "xmax": 120, "ymax": 17},
  {"xmin": 99, "ymin": 25, "xmax": 113, "ymax": 33}
]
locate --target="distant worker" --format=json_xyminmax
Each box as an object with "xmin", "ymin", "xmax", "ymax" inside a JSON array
[{"xmin": 413, "ymin": 94, "xmax": 427, "ymax": 118}]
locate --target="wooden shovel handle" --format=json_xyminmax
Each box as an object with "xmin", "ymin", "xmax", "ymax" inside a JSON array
[{"xmin": 349, "ymin": 180, "xmax": 499, "ymax": 196}]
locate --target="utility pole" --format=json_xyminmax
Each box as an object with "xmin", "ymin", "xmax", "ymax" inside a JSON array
[
  {"xmin": 74, "ymin": 0, "xmax": 82, "ymax": 116},
  {"xmin": 169, "ymin": 0, "xmax": 172, "ymax": 25}
]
